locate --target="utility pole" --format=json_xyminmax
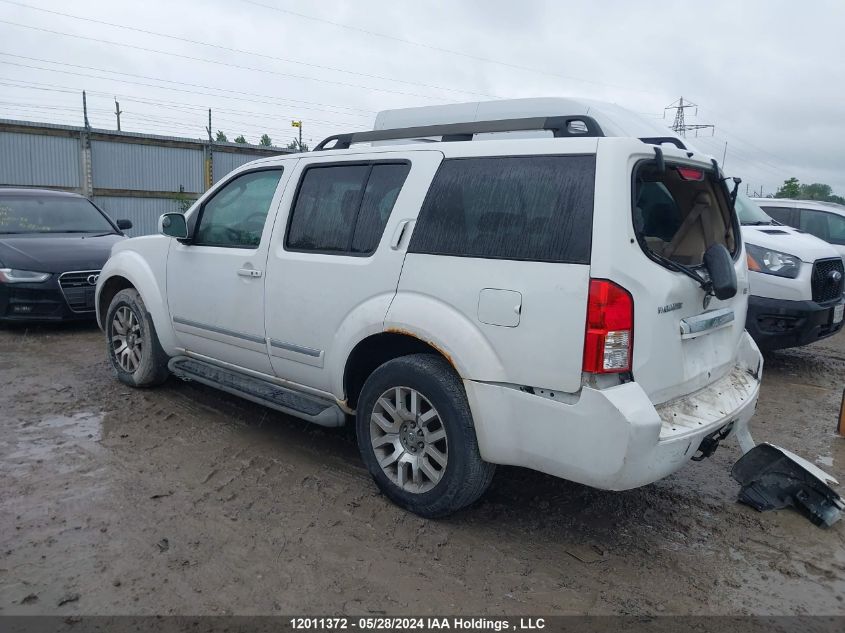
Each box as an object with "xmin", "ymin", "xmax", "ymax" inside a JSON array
[
  {"xmin": 722, "ymin": 141, "xmax": 728, "ymax": 168},
  {"xmin": 114, "ymin": 97, "xmax": 122, "ymax": 131},
  {"xmin": 82, "ymin": 90, "xmax": 90, "ymax": 129},
  {"xmin": 665, "ymin": 97, "xmax": 714, "ymax": 137},
  {"xmin": 291, "ymin": 119, "xmax": 303, "ymax": 151},
  {"xmin": 204, "ymin": 108, "xmax": 213, "ymax": 190}
]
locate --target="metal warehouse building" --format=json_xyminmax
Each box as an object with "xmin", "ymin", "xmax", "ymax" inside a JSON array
[{"xmin": 0, "ymin": 119, "xmax": 291, "ymax": 236}]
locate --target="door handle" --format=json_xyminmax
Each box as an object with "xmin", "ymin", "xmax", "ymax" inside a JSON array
[
  {"xmin": 391, "ymin": 220, "xmax": 412, "ymax": 250},
  {"xmin": 237, "ymin": 268, "xmax": 263, "ymax": 278}
]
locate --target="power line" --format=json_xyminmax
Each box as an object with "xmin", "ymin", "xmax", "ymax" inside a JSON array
[
  {"xmin": 238, "ymin": 0, "xmax": 661, "ymax": 96},
  {"xmin": 0, "ymin": 54, "xmax": 375, "ymax": 116},
  {"xmin": 0, "ymin": 0, "xmax": 499, "ymax": 100},
  {"xmin": 0, "ymin": 75, "xmax": 372, "ymax": 129},
  {"xmin": 0, "ymin": 18, "xmax": 465, "ymax": 102},
  {"xmin": 0, "ymin": 57, "xmax": 377, "ymax": 128}
]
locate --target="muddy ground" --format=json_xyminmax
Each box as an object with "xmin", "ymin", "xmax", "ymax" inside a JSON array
[{"xmin": 0, "ymin": 322, "xmax": 843, "ymax": 616}]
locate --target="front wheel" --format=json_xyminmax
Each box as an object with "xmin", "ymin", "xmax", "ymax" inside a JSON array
[
  {"xmin": 105, "ymin": 288, "xmax": 169, "ymax": 387},
  {"xmin": 356, "ymin": 353, "xmax": 495, "ymax": 518}
]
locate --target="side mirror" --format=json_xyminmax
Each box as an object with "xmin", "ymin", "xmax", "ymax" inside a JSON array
[
  {"xmin": 704, "ymin": 244, "xmax": 737, "ymax": 300},
  {"xmin": 159, "ymin": 212, "xmax": 188, "ymax": 240},
  {"xmin": 116, "ymin": 219, "xmax": 133, "ymax": 231}
]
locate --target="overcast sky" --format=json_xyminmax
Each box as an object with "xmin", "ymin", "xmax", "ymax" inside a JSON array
[{"xmin": 1, "ymin": 0, "xmax": 843, "ymax": 196}]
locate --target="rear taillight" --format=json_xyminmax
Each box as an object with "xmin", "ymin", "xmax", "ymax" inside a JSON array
[{"xmin": 582, "ymin": 279, "xmax": 634, "ymax": 374}]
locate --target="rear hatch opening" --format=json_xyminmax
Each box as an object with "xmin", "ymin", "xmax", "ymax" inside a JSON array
[{"xmin": 633, "ymin": 160, "xmax": 738, "ymax": 269}]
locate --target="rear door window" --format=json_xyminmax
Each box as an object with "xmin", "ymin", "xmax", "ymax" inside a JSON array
[
  {"xmin": 286, "ymin": 162, "xmax": 411, "ymax": 255},
  {"xmin": 408, "ymin": 155, "xmax": 595, "ymax": 263}
]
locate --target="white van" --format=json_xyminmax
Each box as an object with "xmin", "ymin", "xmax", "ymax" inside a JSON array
[
  {"xmin": 96, "ymin": 99, "xmax": 761, "ymax": 517},
  {"xmin": 754, "ymin": 198, "xmax": 845, "ymax": 263},
  {"xmin": 737, "ymin": 195, "xmax": 844, "ymax": 349}
]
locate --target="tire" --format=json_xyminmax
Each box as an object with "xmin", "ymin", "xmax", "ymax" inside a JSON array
[
  {"xmin": 105, "ymin": 288, "xmax": 169, "ymax": 388},
  {"xmin": 356, "ymin": 353, "xmax": 495, "ymax": 518}
]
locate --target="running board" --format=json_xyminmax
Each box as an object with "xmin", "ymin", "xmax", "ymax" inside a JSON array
[{"xmin": 168, "ymin": 357, "xmax": 344, "ymax": 427}]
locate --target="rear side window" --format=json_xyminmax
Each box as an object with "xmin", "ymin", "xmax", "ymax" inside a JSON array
[
  {"xmin": 800, "ymin": 209, "xmax": 845, "ymax": 245},
  {"xmin": 286, "ymin": 162, "xmax": 411, "ymax": 255},
  {"xmin": 408, "ymin": 155, "xmax": 595, "ymax": 263}
]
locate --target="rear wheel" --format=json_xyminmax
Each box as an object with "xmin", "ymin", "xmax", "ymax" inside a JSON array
[
  {"xmin": 105, "ymin": 288, "xmax": 169, "ymax": 387},
  {"xmin": 356, "ymin": 353, "xmax": 495, "ymax": 517}
]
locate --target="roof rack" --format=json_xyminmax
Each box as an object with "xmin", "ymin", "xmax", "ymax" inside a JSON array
[{"xmin": 314, "ymin": 115, "xmax": 605, "ymax": 150}]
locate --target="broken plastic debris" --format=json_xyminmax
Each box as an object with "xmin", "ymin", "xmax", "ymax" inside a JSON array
[{"xmin": 732, "ymin": 443, "xmax": 844, "ymax": 528}]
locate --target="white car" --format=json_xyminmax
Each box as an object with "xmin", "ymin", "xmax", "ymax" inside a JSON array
[
  {"xmin": 96, "ymin": 101, "xmax": 762, "ymax": 517},
  {"xmin": 753, "ymin": 198, "xmax": 845, "ymax": 263},
  {"xmin": 737, "ymin": 194, "xmax": 844, "ymax": 349}
]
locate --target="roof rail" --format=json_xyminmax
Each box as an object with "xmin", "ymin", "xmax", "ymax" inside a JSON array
[{"xmin": 313, "ymin": 115, "xmax": 605, "ymax": 150}]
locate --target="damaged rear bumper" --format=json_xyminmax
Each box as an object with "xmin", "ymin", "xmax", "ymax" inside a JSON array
[{"xmin": 465, "ymin": 333, "xmax": 762, "ymax": 491}]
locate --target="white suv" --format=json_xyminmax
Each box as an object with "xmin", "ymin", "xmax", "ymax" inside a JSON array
[{"xmin": 96, "ymin": 110, "xmax": 762, "ymax": 517}]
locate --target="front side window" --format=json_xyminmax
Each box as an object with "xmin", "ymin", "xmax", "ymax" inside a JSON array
[
  {"xmin": 0, "ymin": 195, "xmax": 115, "ymax": 234},
  {"xmin": 408, "ymin": 155, "xmax": 596, "ymax": 263},
  {"xmin": 194, "ymin": 169, "xmax": 283, "ymax": 248},
  {"xmin": 760, "ymin": 206, "xmax": 794, "ymax": 226},
  {"xmin": 286, "ymin": 162, "xmax": 410, "ymax": 254}
]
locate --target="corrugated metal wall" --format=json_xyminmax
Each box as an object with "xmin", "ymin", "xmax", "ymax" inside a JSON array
[
  {"xmin": 0, "ymin": 131, "xmax": 80, "ymax": 188},
  {"xmin": 213, "ymin": 151, "xmax": 271, "ymax": 183},
  {"xmin": 92, "ymin": 141, "xmax": 205, "ymax": 193},
  {"xmin": 0, "ymin": 119, "xmax": 290, "ymax": 236},
  {"xmin": 93, "ymin": 196, "xmax": 184, "ymax": 237}
]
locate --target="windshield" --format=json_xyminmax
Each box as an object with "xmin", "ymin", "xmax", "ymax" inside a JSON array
[
  {"xmin": 0, "ymin": 195, "xmax": 115, "ymax": 234},
  {"xmin": 734, "ymin": 192, "xmax": 774, "ymax": 225}
]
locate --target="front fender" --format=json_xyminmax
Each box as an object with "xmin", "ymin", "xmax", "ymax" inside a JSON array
[
  {"xmin": 384, "ymin": 291, "xmax": 506, "ymax": 383},
  {"xmin": 96, "ymin": 246, "xmax": 177, "ymax": 354}
]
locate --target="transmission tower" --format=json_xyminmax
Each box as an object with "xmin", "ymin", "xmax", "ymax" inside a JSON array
[{"xmin": 664, "ymin": 97, "xmax": 714, "ymax": 137}]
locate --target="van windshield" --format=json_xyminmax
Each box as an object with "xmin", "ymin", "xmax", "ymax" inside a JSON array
[
  {"xmin": 734, "ymin": 192, "xmax": 774, "ymax": 225},
  {"xmin": 633, "ymin": 163, "xmax": 737, "ymax": 266}
]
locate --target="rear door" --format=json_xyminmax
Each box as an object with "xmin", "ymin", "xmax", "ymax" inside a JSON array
[
  {"xmin": 592, "ymin": 139, "xmax": 749, "ymax": 404},
  {"xmin": 263, "ymin": 151, "xmax": 442, "ymax": 393}
]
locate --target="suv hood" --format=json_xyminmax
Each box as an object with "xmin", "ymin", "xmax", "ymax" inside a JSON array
[
  {"xmin": 741, "ymin": 224, "xmax": 838, "ymax": 263},
  {"xmin": 0, "ymin": 233, "xmax": 125, "ymax": 273}
]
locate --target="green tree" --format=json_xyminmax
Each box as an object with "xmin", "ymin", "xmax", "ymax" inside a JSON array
[
  {"xmin": 259, "ymin": 133, "xmax": 272, "ymax": 146},
  {"xmin": 775, "ymin": 177, "xmax": 800, "ymax": 199},
  {"xmin": 799, "ymin": 182, "xmax": 833, "ymax": 200},
  {"xmin": 214, "ymin": 130, "xmax": 228, "ymax": 142},
  {"xmin": 285, "ymin": 138, "xmax": 309, "ymax": 152},
  {"xmin": 234, "ymin": 135, "xmax": 247, "ymax": 144}
]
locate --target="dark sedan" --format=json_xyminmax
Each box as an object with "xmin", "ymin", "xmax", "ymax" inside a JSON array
[{"xmin": 0, "ymin": 188, "xmax": 132, "ymax": 322}]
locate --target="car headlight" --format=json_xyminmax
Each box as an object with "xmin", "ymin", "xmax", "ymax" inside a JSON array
[
  {"xmin": 745, "ymin": 244, "xmax": 801, "ymax": 279},
  {"xmin": 0, "ymin": 268, "xmax": 51, "ymax": 283}
]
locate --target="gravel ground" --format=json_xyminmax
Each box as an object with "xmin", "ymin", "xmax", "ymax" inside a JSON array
[{"xmin": 1, "ymin": 322, "xmax": 843, "ymax": 616}]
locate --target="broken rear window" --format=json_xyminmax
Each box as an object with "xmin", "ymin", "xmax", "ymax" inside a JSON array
[{"xmin": 633, "ymin": 162, "xmax": 737, "ymax": 267}]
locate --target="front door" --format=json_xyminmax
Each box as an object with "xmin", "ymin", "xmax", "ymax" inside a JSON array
[{"xmin": 167, "ymin": 166, "xmax": 288, "ymax": 374}]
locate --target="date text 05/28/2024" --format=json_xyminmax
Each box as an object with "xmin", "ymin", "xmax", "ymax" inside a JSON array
[{"xmin": 289, "ymin": 617, "xmax": 546, "ymax": 631}]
